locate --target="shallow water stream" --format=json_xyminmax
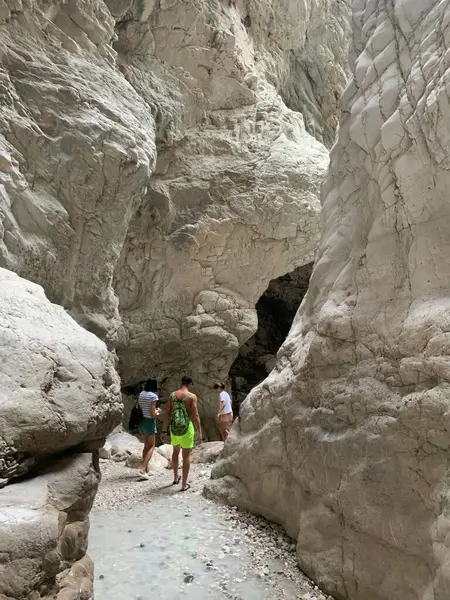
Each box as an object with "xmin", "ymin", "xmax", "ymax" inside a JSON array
[
  {"xmin": 90, "ymin": 462, "xmax": 328, "ymax": 600},
  {"xmin": 90, "ymin": 489, "xmax": 292, "ymax": 599}
]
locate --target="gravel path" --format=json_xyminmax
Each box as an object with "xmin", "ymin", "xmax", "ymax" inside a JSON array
[{"xmin": 91, "ymin": 460, "xmax": 333, "ymax": 600}]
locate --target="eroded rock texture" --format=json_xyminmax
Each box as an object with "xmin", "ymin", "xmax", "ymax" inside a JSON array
[
  {"xmin": 207, "ymin": 1, "xmax": 450, "ymax": 599},
  {"xmin": 0, "ymin": 268, "xmax": 121, "ymax": 597},
  {"xmin": 0, "ymin": 0, "xmax": 349, "ymax": 436},
  {"xmin": 0, "ymin": 454, "xmax": 99, "ymax": 600}
]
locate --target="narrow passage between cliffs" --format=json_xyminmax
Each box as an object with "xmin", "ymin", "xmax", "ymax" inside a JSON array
[{"xmin": 90, "ymin": 459, "xmax": 333, "ymax": 600}]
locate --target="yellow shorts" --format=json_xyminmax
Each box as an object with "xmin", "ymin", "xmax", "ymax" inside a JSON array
[{"xmin": 170, "ymin": 421, "xmax": 195, "ymax": 449}]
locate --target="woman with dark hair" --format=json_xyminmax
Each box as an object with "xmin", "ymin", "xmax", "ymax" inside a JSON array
[
  {"xmin": 137, "ymin": 377, "xmax": 159, "ymax": 480},
  {"xmin": 214, "ymin": 382, "xmax": 233, "ymax": 441}
]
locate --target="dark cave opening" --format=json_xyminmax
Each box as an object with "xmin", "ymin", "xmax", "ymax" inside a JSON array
[{"xmin": 229, "ymin": 262, "xmax": 313, "ymax": 414}]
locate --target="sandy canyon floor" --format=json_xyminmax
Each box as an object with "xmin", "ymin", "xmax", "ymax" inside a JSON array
[{"xmin": 90, "ymin": 461, "xmax": 334, "ymax": 600}]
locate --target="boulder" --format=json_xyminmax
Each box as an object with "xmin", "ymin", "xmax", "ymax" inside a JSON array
[
  {"xmin": 125, "ymin": 449, "xmax": 168, "ymax": 471},
  {"xmin": 156, "ymin": 444, "xmax": 174, "ymax": 465},
  {"xmin": 0, "ymin": 268, "xmax": 122, "ymax": 485},
  {"xmin": 207, "ymin": 1, "xmax": 450, "ymax": 599},
  {"xmin": 105, "ymin": 431, "xmax": 169, "ymax": 470},
  {"xmin": 0, "ymin": 453, "xmax": 99, "ymax": 600},
  {"xmin": 191, "ymin": 442, "xmax": 224, "ymax": 464}
]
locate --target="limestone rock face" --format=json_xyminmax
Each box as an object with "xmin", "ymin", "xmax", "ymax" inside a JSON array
[
  {"xmin": 0, "ymin": 453, "xmax": 99, "ymax": 600},
  {"xmin": 191, "ymin": 441, "xmax": 224, "ymax": 464},
  {"xmin": 0, "ymin": 268, "xmax": 122, "ymax": 485},
  {"xmin": 0, "ymin": 2, "xmax": 156, "ymax": 344},
  {"xmin": 207, "ymin": 1, "xmax": 450, "ymax": 599},
  {"xmin": 0, "ymin": 1, "xmax": 349, "ymax": 436}
]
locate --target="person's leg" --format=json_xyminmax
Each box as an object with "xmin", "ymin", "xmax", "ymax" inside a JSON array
[
  {"xmin": 180, "ymin": 422, "xmax": 195, "ymax": 490},
  {"xmin": 218, "ymin": 418, "xmax": 227, "ymax": 441},
  {"xmin": 139, "ymin": 435, "xmax": 150, "ymax": 472},
  {"xmin": 142, "ymin": 434, "xmax": 155, "ymax": 471},
  {"xmin": 172, "ymin": 445, "xmax": 181, "ymax": 483},
  {"xmin": 141, "ymin": 439, "xmax": 148, "ymax": 463},
  {"xmin": 223, "ymin": 414, "xmax": 232, "ymax": 441},
  {"xmin": 181, "ymin": 448, "xmax": 191, "ymax": 490}
]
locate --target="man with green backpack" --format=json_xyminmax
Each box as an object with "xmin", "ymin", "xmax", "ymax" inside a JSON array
[{"xmin": 161, "ymin": 375, "xmax": 202, "ymax": 491}]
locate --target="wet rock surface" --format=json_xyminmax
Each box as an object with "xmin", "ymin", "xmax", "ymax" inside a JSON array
[{"xmin": 92, "ymin": 461, "xmax": 332, "ymax": 600}]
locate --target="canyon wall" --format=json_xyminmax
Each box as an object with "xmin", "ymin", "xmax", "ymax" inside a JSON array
[
  {"xmin": 0, "ymin": 0, "xmax": 349, "ymax": 436},
  {"xmin": 207, "ymin": 1, "xmax": 450, "ymax": 599}
]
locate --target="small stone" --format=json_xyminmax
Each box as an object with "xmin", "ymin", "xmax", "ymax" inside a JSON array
[
  {"xmin": 99, "ymin": 574, "xmax": 105, "ymax": 580},
  {"xmin": 184, "ymin": 574, "xmax": 194, "ymax": 584},
  {"xmin": 140, "ymin": 542, "xmax": 145, "ymax": 548},
  {"xmin": 222, "ymin": 544, "xmax": 231, "ymax": 553}
]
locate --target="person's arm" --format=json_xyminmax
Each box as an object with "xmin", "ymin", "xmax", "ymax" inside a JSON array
[
  {"xmin": 189, "ymin": 395, "xmax": 202, "ymax": 439},
  {"xmin": 217, "ymin": 398, "xmax": 225, "ymax": 417},
  {"xmin": 150, "ymin": 401, "xmax": 157, "ymax": 418},
  {"xmin": 162, "ymin": 395, "xmax": 173, "ymax": 434}
]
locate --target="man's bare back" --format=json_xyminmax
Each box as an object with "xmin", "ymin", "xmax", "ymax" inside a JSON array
[
  {"xmin": 169, "ymin": 389, "xmax": 199, "ymax": 427},
  {"xmin": 162, "ymin": 376, "xmax": 202, "ymax": 491}
]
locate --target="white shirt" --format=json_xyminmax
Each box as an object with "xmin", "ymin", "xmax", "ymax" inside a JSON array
[
  {"xmin": 138, "ymin": 391, "xmax": 158, "ymax": 418},
  {"xmin": 219, "ymin": 391, "xmax": 232, "ymax": 414}
]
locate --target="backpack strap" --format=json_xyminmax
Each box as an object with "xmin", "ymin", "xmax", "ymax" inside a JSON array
[{"xmin": 171, "ymin": 392, "xmax": 191, "ymax": 402}]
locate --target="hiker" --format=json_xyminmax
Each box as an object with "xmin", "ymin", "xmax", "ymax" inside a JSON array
[
  {"xmin": 214, "ymin": 382, "xmax": 233, "ymax": 441},
  {"xmin": 162, "ymin": 375, "xmax": 202, "ymax": 491},
  {"xmin": 137, "ymin": 378, "xmax": 159, "ymax": 480}
]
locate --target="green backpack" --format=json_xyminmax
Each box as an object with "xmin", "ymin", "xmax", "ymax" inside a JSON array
[{"xmin": 170, "ymin": 392, "xmax": 191, "ymax": 436}]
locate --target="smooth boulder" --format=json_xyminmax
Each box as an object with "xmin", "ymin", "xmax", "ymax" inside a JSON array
[
  {"xmin": 0, "ymin": 453, "xmax": 99, "ymax": 600},
  {"xmin": 0, "ymin": 269, "xmax": 122, "ymax": 485}
]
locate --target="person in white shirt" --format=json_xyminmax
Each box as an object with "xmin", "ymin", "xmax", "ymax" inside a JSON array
[
  {"xmin": 214, "ymin": 382, "xmax": 233, "ymax": 441},
  {"xmin": 137, "ymin": 378, "xmax": 159, "ymax": 480}
]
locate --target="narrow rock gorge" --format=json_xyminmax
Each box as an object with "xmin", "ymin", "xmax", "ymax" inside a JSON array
[
  {"xmin": 0, "ymin": 0, "xmax": 349, "ymax": 438},
  {"xmin": 208, "ymin": 1, "xmax": 450, "ymax": 599},
  {"xmin": 0, "ymin": 1, "xmax": 350, "ymax": 598}
]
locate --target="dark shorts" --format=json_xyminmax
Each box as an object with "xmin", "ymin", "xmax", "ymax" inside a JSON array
[{"xmin": 138, "ymin": 417, "xmax": 157, "ymax": 435}]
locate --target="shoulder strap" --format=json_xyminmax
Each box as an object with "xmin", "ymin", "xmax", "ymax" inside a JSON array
[{"xmin": 171, "ymin": 392, "xmax": 191, "ymax": 402}]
